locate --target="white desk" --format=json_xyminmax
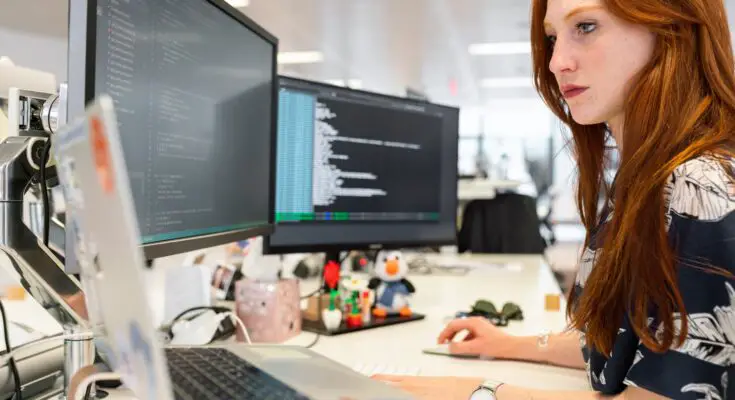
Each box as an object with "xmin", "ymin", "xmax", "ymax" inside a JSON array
[
  {"xmin": 284, "ymin": 254, "xmax": 588, "ymax": 392},
  {"xmin": 10, "ymin": 254, "xmax": 588, "ymax": 398}
]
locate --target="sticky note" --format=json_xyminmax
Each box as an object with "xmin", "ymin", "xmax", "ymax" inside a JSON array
[{"xmin": 545, "ymin": 294, "xmax": 561, "ymax": 311}]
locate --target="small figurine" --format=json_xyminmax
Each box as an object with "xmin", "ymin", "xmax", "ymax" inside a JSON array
[
  {"xmin": 369, "ymin": 250, "xmax": 415, "ymax": 318},
  {"xmin": 345, "ymin": 295, "xmax": 363, "ymax": 329},
  {"xmin": 340, "ymin": 277, "xmax": 369, "ymax": 328},
  {"xmin": 321, "ymin": 290, "xmax": 342, "ymax": 332},
  {"xmin": 322, "ymin": 260, "xmax": 341, "ymax": 292},
  {"xmin": 340, "ymin": 277, "xmax": 367, "ymax": 307}
]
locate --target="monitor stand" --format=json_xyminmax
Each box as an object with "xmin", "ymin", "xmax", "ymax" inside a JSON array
[{"xmin": 301, "ymin": 250, "xmax": 425, "ymax": 336}]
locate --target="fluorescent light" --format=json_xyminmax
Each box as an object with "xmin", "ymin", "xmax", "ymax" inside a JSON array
[
  {"xmin": 277, "ymin": 51, "xmax": 324, "ymax": 64},
  {"xmin": 469, "ymin": 41, "xmax": 531, "ymax": 55},
  {"xmin": 226, "ymin": 0, "xmax": 249, "ymax": 6},
  {"xmin": 347, "ymin": 79, "xmax": 363, "ymax": 89},
  {"xmin": 324, "ymin": 79, "xmax": 363, "ymax": 89},
  {"xmin": 480, "ymin": 77, "xmax": 533, "ymax": 88}
]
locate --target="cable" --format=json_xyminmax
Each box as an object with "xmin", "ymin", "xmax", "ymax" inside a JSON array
[
  {"xmin": 300, "ymin": 251, "xmax": 350, "ymax": 298},
  {"xmin": 71, "ymin": 371, "xmax": 119, "ymax": 400},
  {"xmin": 40, "ymin": 138, "xmax": 51, "ymax": 246},
  {"xmin": 83, "ymin": 381, "xmax": 92, "ymax": 400},
  {"xmin": 166, "ymin": 306, "xmax": 231, "ymax": 339},
  {"xmin": 169, "ymin": 306, "xmax": 231, "ymax": 325},
  {"xmin": 0, "ymin": 333, "xmax": 68, "ymax": 363},
  {"xmin": 21, "ymin": 173, "xmax": 38, "ymax": 199},
  {"xmin": 224, "ymin": 312, "xmax": 251, "ymax": 345},
  {"xmin": 304, "ymin": 332, "xmax": 320, "ymax": 349},
  {"xmin": 0, "ymin": 301, "xmax": 22, "ymax": 400},
  {"xmin": 300, "ymin": 286, "xmax": 323, "ymax": 300},
  {"xmin": 302, "ymin": 288, "xmax": 324, "ymax": 349},
  {"xmin": 222, "ymin": 311, "xmax": 318, "ymax": 348}
]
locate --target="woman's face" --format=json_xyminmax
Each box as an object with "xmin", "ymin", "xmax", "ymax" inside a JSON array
[{"xmin": 544, "ymin": 0, "xmax": 656, "ymax": 126}]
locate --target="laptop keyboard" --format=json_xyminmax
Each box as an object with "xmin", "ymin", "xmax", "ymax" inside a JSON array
[{"xmin": 165, "ymin": 347, "xmax": 309, "ymax": 400}]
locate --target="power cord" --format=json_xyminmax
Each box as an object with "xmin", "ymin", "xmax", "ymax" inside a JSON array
[
  {"xmin": 300, "ymin": 286, "xmax": 323, "ymax": 300},
  {"xmin": 301, "ymin": 252, "xmax": 350, "ymax": 299},
  {"xmin": 40, "ymin": 137, "xmax": 51, "ymax": 246},
  {"xmin": 72, "ymin": 371, "xmax": 120, "ymax": 400},
  {"xmin": 0, "ymin": 333, "xmax": 70, "ymax": 367},
  {"xmin": 223, "ymin": 312, "xmax": 251, "ymax": 345},
  {"xmin": 0, "ymin": 300, "xmax": 23, "ymax": 400},
  {"xmin": 83, "ymin": 382, "xmax": 92, "ymax": 400},
  {"xmin": 303, "ymin": 287, "xmax": 326, "ymax": 349},
  {"xmin": 304, "ymin": 332, "xmax": 320, "ymax": 349},
  {"xmin": 166, "ymin": 306, "xmax": 231, "ymax": 339}
]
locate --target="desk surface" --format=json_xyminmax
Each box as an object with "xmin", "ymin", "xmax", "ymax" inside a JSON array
[
  {"xmin": 285, "ymin": 254, "xmax": 589, "ymax": 392},
  {"xmin": 19, "ymin": 254, "xmax": 588, "ymax": 398}
]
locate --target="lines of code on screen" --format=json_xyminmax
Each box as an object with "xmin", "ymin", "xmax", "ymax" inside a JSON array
[
  {"xmin": 276, "ymin": 85, "xmax": 443, "ymax": 223},
  {"xmin": 94, "ymin": 0, "xmax": 273, "ymax": 243}
]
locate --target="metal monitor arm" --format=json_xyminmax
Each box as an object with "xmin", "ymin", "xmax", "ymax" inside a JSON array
[
  {"xmin": 0, "ymin": 134, "xmax": 86, "ymax": 328},
  {"xmin": 0, "ymin": 79, "xmax": 87, "ymax": 328}
]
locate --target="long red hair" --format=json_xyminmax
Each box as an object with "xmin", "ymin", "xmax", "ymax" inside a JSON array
[{"xmin": 531, "ymin": 0, "xmax": 735, "ymax": 355}]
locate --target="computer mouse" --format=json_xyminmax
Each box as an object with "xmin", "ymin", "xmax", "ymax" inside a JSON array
[
  {"xmin": 422, "ymin": 343, "xmax": 451, "ymax": 356},
  {"xmin": 421, "ymin": 343, "xmax": 480, "ymax": 359}
]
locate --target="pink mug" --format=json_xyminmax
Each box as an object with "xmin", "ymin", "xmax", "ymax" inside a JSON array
[{"xmin": 234, "ymin": 279, "xmax": 302, "ymax": 343}]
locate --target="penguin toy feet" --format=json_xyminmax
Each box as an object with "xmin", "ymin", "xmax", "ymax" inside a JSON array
[{"xmin": 373, "ymin": 307, "xmax": 388, "ymax": 318}]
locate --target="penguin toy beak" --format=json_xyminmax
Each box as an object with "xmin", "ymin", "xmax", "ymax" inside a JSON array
[{"xmin": 385, "ymin": 259, "xmax": 400, "ymax": 276}]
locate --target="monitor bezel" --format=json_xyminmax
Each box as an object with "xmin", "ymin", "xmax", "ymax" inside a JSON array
[
  {"xmin": 263, "ymin": 75, "xmax": 460, "ymax": 255},
  {"xmin": 68, "ymin": 0, "xmax": 278, "ymax": 259}
]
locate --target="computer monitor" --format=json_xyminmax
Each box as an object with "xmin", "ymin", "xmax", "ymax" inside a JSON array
[
  {"xmin": 67, "ymin": 0, "xmax": 278, "ymax": 260},
  {"xmin": 264, "ymin": 76, "xmax": 460, "ymax": 258}
]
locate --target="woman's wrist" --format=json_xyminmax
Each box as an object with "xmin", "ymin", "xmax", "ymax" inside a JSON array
[
  {"xmin": 495, "ymin": 384, "xmax": 536, "ymax": 400},
  {"xmin": 500, "ymin": 335, "xmax": 550, "ymax": 363},
  {"xmin": 500, "ymin": 332, "xmax": 587, "ymax": 370},
  {"xmin": 494, "ymin": 382, "xmax": 509, "ymax": 399}
]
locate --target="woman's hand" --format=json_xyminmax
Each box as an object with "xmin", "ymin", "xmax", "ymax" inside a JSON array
[
  {"xmin": 372, "ymin": 375, "xmax": 483, "ymax": 400},
  {"xmin": 438, "ymin": 317, "xmax": 518, "ymax": 359}
]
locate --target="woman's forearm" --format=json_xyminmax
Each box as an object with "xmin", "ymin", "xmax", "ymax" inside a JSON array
[
  {"xmin": 502, "ymin": 331, "xmax": 585, "ymax": 370},
  {"xmin": 497, "ymin": 384, "xmax": 668, "ymax": 400},
  {"xmin": 498, "ymin": 385, "xmax": 616, "ymax": 399}
]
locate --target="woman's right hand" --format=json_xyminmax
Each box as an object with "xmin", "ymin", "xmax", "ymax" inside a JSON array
[{"xmin": 437, "ymin": 317, "xmax": 518, "ymax": 359}]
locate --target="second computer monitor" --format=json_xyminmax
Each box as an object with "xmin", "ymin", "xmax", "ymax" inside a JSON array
[{"xmin": 265, "ymin": 76, "xmax": 459, "ymax": 254}]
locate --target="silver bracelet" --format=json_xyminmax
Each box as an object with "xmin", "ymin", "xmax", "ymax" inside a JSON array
[{"xmin": 537, "ymin": 329, "xmax": 551, "ymax": 350}]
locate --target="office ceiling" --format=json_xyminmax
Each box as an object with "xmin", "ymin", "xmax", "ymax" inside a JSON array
[
  {"xmin": 0, "ymin": 0, "xmax": 537, "ymax": 106},
  {"xmin": 2, "ymin": 0, "xmax": 735, "ymax": 107},
  {"xmin": 245, "ymin": 0, "xmax": 536, "ymax": 107}
]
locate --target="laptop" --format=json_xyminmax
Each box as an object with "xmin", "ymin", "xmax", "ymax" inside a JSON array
[{"xmin": 53, "ymin": 95, "xmax": 414, "ymax": 400}]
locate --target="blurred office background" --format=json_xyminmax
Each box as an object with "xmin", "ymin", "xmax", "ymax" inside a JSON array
[{"xmin": 4, "ymin": 0, "xmax": 734, "ymax": 282}]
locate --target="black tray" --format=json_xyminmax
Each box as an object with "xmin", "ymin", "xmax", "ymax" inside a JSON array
[{"xmin": 302, "ymin": 312, "xmax": 425, "ymax": 336}]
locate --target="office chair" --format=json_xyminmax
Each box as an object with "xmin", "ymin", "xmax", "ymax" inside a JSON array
[{"xmin": 457, "ymin": 193, "xmax": 547, "ymax": 254}]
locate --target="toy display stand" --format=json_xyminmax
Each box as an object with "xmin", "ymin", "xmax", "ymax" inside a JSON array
[
  {"xmin": 302, "ymin": 312, "xmax": 425, "ymax": 336},
  {"xmin": 301, "ymin": 250, "xmax": 425, "ymax": 335}
]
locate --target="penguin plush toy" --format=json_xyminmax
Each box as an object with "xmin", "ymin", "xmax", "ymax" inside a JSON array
[{"xmin": 368, "ymin": 250, "xmax": 415, "ymax": 318}]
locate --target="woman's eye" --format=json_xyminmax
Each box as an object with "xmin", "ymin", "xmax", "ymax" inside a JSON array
[
  {"xmin": 576, "ymin": 22, "xmax": 597, "ymax": 35},
  {"xmin": 546, "ymin": 35, "xmax": 557, "ymax": 47}
]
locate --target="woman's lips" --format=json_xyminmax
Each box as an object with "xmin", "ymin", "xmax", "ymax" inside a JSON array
[{"xmin": 562, "ymin": 85, "xmax": 588, "ymax": 99}]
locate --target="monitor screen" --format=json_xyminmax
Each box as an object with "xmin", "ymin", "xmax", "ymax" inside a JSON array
[
  {"xmin": 68, "ymin": 0, "xmax": 277, "ymax": 258},
  {"xmin": 265, "ymin": 76, "xmax": 459, "ymax": 254}
]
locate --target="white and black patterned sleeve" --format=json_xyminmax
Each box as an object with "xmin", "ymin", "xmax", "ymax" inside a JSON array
[{"xmin": 623, "ymin": 156, "xmax": 735, "ymax": 399}]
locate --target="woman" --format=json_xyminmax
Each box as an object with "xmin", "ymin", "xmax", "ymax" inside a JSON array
[{"xmin": 374, "ymin": 0, "xmax": 735, "ymax": 398}]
